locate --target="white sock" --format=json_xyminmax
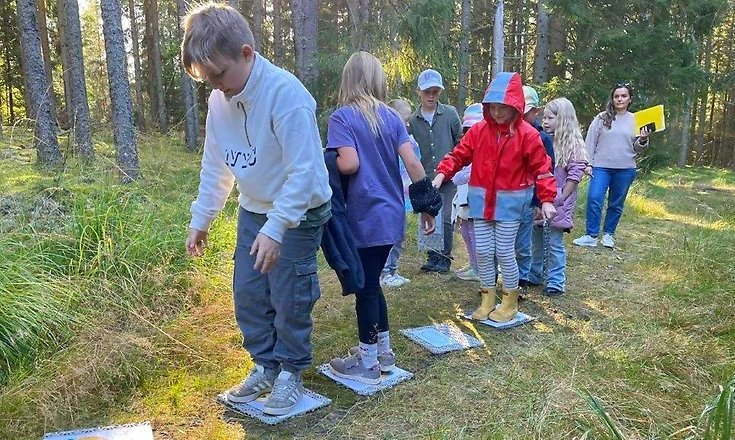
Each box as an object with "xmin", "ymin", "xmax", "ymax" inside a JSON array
[
  {"xmin": 377, "ymin": 331, "xmax": 391, "ymax": 354},
  {"xmin": 358, "ymin": 342, "xmax": 378, "ymax": 368}
]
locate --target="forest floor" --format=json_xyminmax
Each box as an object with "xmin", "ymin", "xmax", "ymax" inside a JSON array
[{"xmin": 0, "ymin": 132, "xmax": 734, "ymax": 439}]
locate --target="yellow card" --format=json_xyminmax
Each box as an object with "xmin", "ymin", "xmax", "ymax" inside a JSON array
[{"xmin": 633, "ymin": 105, "xmax": 665, "ymax": 134}]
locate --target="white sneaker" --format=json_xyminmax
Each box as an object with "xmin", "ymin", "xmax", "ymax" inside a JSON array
[
  {"xmin": 383, "ymin": 273, "xmax": 410, "ymax": 287},
  {"xmin": 601, "ymin": 234, "xmax": 615, "ymax": 248},
  {"xmin": 573, "ymin": 235, "xmax": 598, "ymax": 247}
]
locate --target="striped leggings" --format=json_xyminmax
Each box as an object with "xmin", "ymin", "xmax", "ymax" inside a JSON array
[{"xmin": 473, "ymin": 219, "xmax": 520, "ymax": 289}]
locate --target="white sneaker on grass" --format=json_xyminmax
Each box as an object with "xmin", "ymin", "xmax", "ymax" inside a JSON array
[
  {"xmin": 573, "ymin": 235, "xmax": 598, "ymax": 247},
  {"xmin": 263, "ymin": 370, "xmax": 303, "ymax": 416},
  {"xmin": 383, "ymin": 273, "xmax": 410, "ymax": 288},
  {"xmin": 601, "ymin": 234, "xmax": 615, "ymax": 248}
]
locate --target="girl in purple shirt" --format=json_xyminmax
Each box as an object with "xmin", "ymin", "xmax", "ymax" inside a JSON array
[{"xmin": 326, "ymin": 51, "xmax": 435, "ymax": 384}]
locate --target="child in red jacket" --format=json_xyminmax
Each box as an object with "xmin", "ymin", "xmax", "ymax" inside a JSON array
[{"xmin": 432, "ymin": 72, "xmax": 557, "ymax": 322}]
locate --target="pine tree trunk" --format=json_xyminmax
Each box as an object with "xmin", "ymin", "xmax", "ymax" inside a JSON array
[
  {"xmin": 177, "ymin": 0, "xmax": 198, "ymax": 151},
  {"xmin": 548, "ymin": 12, "xmax": 566, "ymax": 79},
  {"xmin": 35, "ymin": 0, "xmax": 58, "ymax": 123},
  {"xmin": 57, "ymin": 0, "xmax": 72, "ymax": 128},
  {"xmin": 491, "ymin": 0, "xmax": 504, "ymax": 78},
  {"xmin": 251, "ymin": 0, "xmax": 263, "ymax": 52},
  {"xmin": 695, "ymin": 31, "xmax": 712, "ymax": 164},
  {"xmin": 128, "ymin": 0, "xmax": 146, "ymax": 130},
  {"xmin": 291, "ymin": 0, "xmax": 319, "ymax": 93},
  {"xmin": 59, "ymin": 0, "xmax": 94, "ymax": 159},
  {"xmin": 346, "ymin": 0, "xmax": 370, "ymax": 51},
  {"xmin": 533, "ymin": 0, "xmax": 550, "ymax": 84},
  {"xmin": 273, "ymin": 0, "xmax": 285, "ymax": 65},
  {"xmin": 457, "ymin": 0, "xmax": 470, "ymax": 114},
  {"xmin": 144, "ymin": 0, "xmax": 167, "ymax": 132},
  {"xmin": 100, "ymin": 0, "xmax": 139, "ymax": 182},
  {"xmin": 678, "ymin": 92, "xmax": 694, "ymax": 167},
  {"xmin": 17, "ymin": 0, "xmax": 62, "ymax": 168}
]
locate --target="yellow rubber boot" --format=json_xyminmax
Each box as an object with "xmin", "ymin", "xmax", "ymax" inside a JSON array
[
  {"xmin": 487, "ymin": 287, "xmax": 520, "ymax": 323},
  {"xmin": 471, "ymin": 287, "xmax": 496, "ymax": 320}
]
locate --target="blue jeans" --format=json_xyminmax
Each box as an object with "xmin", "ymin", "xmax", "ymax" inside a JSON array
[
  {"xmin": 529, "ymin": 226, "xmax": 566, "ymax": 291},
  {"xmin": 382, "ymin": 238, "xmax": 403, "ymax": 275},
  {"xmin": 585, "ymin": 167, "xmax": 637, "ymax": 237},
  {"xmin": 516, "ymin": 206, "xmax": 534, "ymax": 282}
]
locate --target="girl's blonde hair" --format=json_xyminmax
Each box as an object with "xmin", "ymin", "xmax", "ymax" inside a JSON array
[
  {"xmin": 338, "ymin": 52, "xmax": 388, "ymax": 134},
  {"xmin": 388, "ymin": 98, "xmax": 412, "ymax": 124},
  {"xmin": 545, "ymin": 97, "xmax": 588, "ymax": 168},
  {"xmin": 181, "ymin": 2, "xmax": 255, "ymax": 81}
]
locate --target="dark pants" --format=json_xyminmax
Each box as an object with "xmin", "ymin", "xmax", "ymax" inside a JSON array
[
  {"xmin": 428, "ymin": 182, "xmax": 456, "ymax": 263},
  {"xmin": 355, "ymin": 245, "xmax": 392, "ymax": 344},
  {"xmin": 233, "ymin": 208, "xmax": 323, "ymax": 374}
]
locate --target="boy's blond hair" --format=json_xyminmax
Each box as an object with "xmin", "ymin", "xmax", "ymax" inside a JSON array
[
  {"xmin": 388, "ymin": 98, "xmax": 412, "ymax": 124},
  {"xmin": 181, "ymin": 2, "xmax": 255, "ymax": 81}
]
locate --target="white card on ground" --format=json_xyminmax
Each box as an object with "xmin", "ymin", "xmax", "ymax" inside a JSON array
[
  {"xmin": 460, "ymin": 309, "xmax": 536, "ymax": 329},
  {"xmin": 43, "ymin": 422, "xmax": 153, "ymax": 440},
  {"xmin": 401, "ymin": 324, "xmax": 485, "ymax": 354},
  {"xmin": 217, "ymin": 389, "xmax": 331, "ymax": 426},
  {"xmin": 317, "ymin": 363, "xmax": 413, "ymax": 396}
]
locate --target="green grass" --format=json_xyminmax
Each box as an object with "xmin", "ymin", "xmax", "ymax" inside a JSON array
[{"xmin": 0, "ymin": 133, "xmax": 733, "ymax": 439}]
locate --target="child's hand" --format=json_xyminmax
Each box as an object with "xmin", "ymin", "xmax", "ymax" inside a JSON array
[
  {"xmin": 541, "ymin": 202, "xmax": 556, "ymax": 220},
  {"xmin": 432, "ymin": 173, "xmax": 445, "ymax": 189},
  {"xmin": 251, "ymin": 233, "xmax": 282, "ymax": 273},
  {"xmin": 533, "ymin": 207, "xmax": 543, "ymax": 221},
  {"xmin": 584, "ymin": 166, "xmax": 593, "ymax": 177},
  {"xmin": 420, "ymin": 213, "xmax": 436, "ymax": 235},
  {"xmin": 186, "ymin": 228, "xmax": 208, "ymax": 257}
]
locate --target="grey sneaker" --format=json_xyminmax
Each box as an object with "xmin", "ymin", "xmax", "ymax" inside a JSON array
[
  {"xmin": 262, "ymin": 370, "xmax": 303, "ymax": 416},
  {"xmin": 226, "ymin": 365, "xmax": 277, "ymax": 403},
  {"xmin": 329, "ymin": 354, "xmax": 381, "ymax": 384},
  {"xmin": 347, "ymin": 346, "xmax": 396, "ymax": 372}
]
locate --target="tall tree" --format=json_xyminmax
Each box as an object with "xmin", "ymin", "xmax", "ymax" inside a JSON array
[
  {"xmin": 533, "ymin": 0, "xmax": 550, "ymax": 84},
  {"xmin": 492, "ymin": 0, "xmax": 504, "ymax": 78},
  {"xmin": 35, "ymin": 0, "xmax": 58, "ymax": 122},
  {"xmin": 58, "ymin": 0, "xmax": 94, "ymax": 159},
  {"xmin": 291, "ymin": 0, "xmax": 319, "ymax": 93},
  {"xmin": 547, "ymin": 12, "xmax": 565, "ymax": 80},
  {"xmin": 273, "ymin": 0, "xmax": 285, "ymax": 65},
  {"xmin": 144, "ymin": 0, "xmax": 167, "ymax": 132},
  {"xmin": 128, "ymin": 0, "xmax": 145, "ymax": 129},
  {"xmin": 17, "ymin": 0, "xmax": 62, "ymax": 167},
  {"xmin": 100, "ymin": 0, "xmax": 139, "ymax": 181},
  {"xmin": 251, "ymin": 0, "xmax": 263, "ymax": 52},
  {"xmin": 177, "ymin": 0, "xmax": 198, "ymax": 151},
  {"xmin": 346, "ymin": 0, "xmax": 369, "ymax": 51},
  {"xmin": 57, "ymin": 0, "xmax": 72, "ymax": 125},
  {"xmin": 456, "ymin": 0, "xmax": 470, "ymax": 113}
]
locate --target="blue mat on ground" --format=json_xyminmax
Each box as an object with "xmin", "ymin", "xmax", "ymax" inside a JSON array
[
  {"xmin": 400, "ymin": 323, "xmax": 485, "ymax": 354},
  {"xmin": 217, "ymin": 388, "xmax": 331, "ymax": 425},
  {"xmin": 460, "ymin": 309, "xmax": 536, "ymax": 329},
  {"xmin": 318, "ymin": 363, "xmax": 413, "ymax": 396}
]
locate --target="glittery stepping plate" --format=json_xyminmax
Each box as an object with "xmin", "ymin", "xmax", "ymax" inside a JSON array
[
  {"xmin": 400, "ymin": 324, "xmax": 485, "ymax": 354},
  {"xmin": 460, "ymin": 309, "xmax": 537, "ymax": 329},
  {"xmin": 217, "ymin": 388, "xmax": 331, "ymax": 426},
  {"xmin": 318, "ymin": 363, "xmax": 413, "ymax": 396},
  {"xmin": 43, "ymin": 422, "xmax": 154, "ymax": 440}
]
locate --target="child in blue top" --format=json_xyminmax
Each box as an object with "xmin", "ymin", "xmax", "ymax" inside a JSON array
[
  {"xmin": 380, "ymin": 98, "xmax": 421, "ymax": 288},
  {"xmin": 326, "ymin": 52, "xmax": 438, "ymax": 384}
]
